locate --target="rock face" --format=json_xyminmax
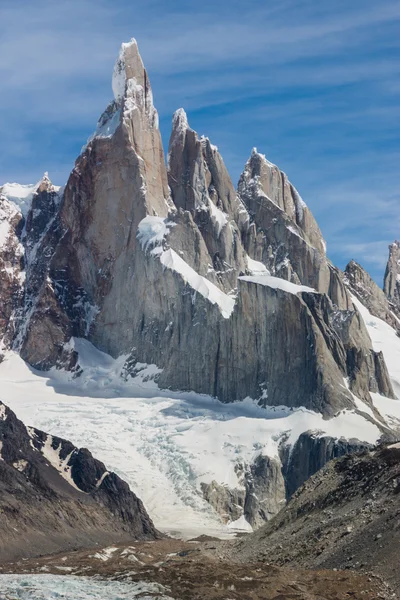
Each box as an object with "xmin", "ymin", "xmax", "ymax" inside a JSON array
[
  {"xmin": 0, "ymin": 400, "xmax": 158, "ymax": 561},
  {"xmin": 384, "ymin": 240, "xmax": 400, "ymax": 316},
  {"xmin": 345, "ymin": 259, "xmax": 399, "ymax": 329},
  {"xmin": 280, "ymin": 432, "xmax": 373, "ymax": 498},
  {"xmin": 201, "ymin": 455, "xmax": 286, "ymax": 529},
  {"xmin": 231, "ymin": 443, "xmax": 400, "ymax": 592}
]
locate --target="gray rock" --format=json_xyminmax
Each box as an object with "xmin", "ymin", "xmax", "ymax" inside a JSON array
[
  {"xmin": 384, "ymin": 240, "xmax": 400, "ymax": 316},
  {"xmin": 168, "ymin": 108, "xmax": 247, "ymax": 290},
  {"xmin": 201, "ymin": 454, "xmax": 286, "ymax": 530},
  {"xmin": 345, "ymin": 259, "xmax": 398, "ymax": 329}
]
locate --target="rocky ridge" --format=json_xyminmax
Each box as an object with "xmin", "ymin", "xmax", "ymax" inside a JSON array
[
  {"xmin": 345, "ymin": 259, "xmax": 399, "ymax": 329},
  {"xmin": 0, "ymin": 400, "xmax": 158, "ymax": 561}
]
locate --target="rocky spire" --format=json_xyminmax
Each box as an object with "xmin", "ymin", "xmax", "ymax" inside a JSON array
[
  {"xmin": 238, "ymin": 148, "xmax": 326, "ymax": 255},
  {"xmin": 19, "ymin": 39, "xmax": 174, "ymax": 365},
  {"xmin": 345, "ymin": 259, "xmax": 399, "ymax": 329},
  {"xmin": 167, "ymin": 108, "xmax": 247, "ymax": 288},
  {"xmin": 85, "ymin": 38, "xmax": 171, "ymax": 217},
  {"xmin": 384, "ymin": 241, "xmax": 400, "ymax": 314},
  {"xmin": 237, "ymin": 149, "xmax": 336, "ymax": 296}
]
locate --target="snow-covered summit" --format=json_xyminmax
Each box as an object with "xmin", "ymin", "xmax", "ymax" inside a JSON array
[
  {"xmin": 112, "ymin": 38, "xmax": 140, "ymax": 101},
  {"xmin": 0, "ymin": 174, "xmax": 60, "ymax": 218}
]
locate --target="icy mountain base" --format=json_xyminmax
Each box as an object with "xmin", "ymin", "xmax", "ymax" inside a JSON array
[{"xmin": 1, "ymin": 316, "xmax": 399, "ymax": 537}]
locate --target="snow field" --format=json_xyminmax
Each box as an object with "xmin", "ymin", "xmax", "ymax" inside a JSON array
[{"xmin": 0, "ymin": 332, "xmax": 392, "ymax": 538}]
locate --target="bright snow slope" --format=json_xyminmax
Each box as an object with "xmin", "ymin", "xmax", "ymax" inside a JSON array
[{"xmin": 1, "ymin": 317, "xmax": 399, "ymax": 538}]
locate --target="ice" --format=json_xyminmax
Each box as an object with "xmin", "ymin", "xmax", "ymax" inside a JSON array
[
  {"xmin": 160, "ymin": 249, "xmax": 236, "ymax": 318},
  {"xmin": 112, "ymin": 40, "xmax": 139, "ymax": 102},
  {"xmin": 239, "ymin": 274, "xmax": 315, "ymax": 295},
  {"xmin": 87, "ymin": 107, "xmax": 121, "ymax": 145},
  {"xmin": 0, "ymin": 574, "xmax": 175, "ymax": 599},
  {"xmin": 0, "ymin": 341, "xmax": 384, "ymax": 539},
  {"xmin": 246, "ymin": 255, "xmax": 270, "ymax": 275},
  {"xmin": 137, "ymin": 216, "xmax": 175, "ymax": 253},
  {"xmin": 1, "ymin": 182, "xmax": 38, "ymax": 217},
  {"xmin": 208, "ymin": 199, "xmax": 228, "ymax": 234}
]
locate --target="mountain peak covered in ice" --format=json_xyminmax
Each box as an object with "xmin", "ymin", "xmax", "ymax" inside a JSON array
[
  {"xmin": 0, "ymin": 173, "xmax": 60, "ymax": 217},
  {"xmin": 112, "ymin": 38, "xmax": 140, "ymax": 101}
]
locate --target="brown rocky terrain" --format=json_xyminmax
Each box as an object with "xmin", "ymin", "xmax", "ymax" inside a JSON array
[
  {"xmin": 226, "ymin": 443, "xmax": 400, "ymax": 593},
  {"xmin": 0, "ymin": 538, "xmax": 394, "ymax": 600}
]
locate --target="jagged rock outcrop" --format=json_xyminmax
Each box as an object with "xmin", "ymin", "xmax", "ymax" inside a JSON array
[
  {"xmin": 0, "ymin": 42, "xmax": 395, "ymax": 423},
  {"xmin": 0, "ymin": 400, "xmax": 158, "ymax": 561},
  {"xmin": 237, "ymin": 150, "xmax": 352, "ymax": 312},
  {"xmin": 201, "ymin": 455, "xmax": 286, "ymax": 529},
  {"xmin": 384, "ymin": 240, "xmax": 400, "ymax": 316},
  {"xmin": 280, "ymin": 432, "xmax": 373, "ymax": 498},
  {"xmin": 0, "ymin": 196, "xmax": 24, "ymax": 347},
  {"xmin": 168, "ymin": 108, "xmax": 247, "ymax": 290},
  {"xmin": 243, "ymin": 455, "xmax": 286, "ymax": 528},
  {"xmin": 345, "ymin": 259, "xmax": 399, "ymax": 329}
]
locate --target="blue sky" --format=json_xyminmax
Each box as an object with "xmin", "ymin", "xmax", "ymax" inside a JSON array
[{"xmin": 0, "ymin": 0, "xmax": 399, "ymax": 284}]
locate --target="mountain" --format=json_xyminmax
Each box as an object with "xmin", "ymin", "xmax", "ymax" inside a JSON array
[
  {"xmin": 1, "ymin": 38, "xmax": 400, "ymax": 533},
  {"xmin": 229, "ymin": 442, "xmax": 400, "ymax": 592},
  {"xmin": 0, "ymin": 400, "xmax": 158, "ymax": 561},
  {"xmin": 0, "ymin": 39, "xmax": 393, "ymax": 413}
]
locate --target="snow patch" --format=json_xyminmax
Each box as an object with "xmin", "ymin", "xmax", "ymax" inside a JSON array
[
  {"xmin": 41, "ymin": 435, "xmax": 81, "ymax": 492},
  {"xmin": 227, "ymin": 515, "xmax": 253, "ymax": 532},
  {"xmin": 96, "ymin": 470, "xmax": 110, "ymax": 488},
  {"xmin": 85, "ymin": 105, "xmax": 121, "ymax": 149},
  {"xmin": 239, "ymin": 274, "xmax": 315, "ymax": 295},
  {"xmin": 137, "ymin": 216, "xmax": 175, "ymax": 253},
  {"xmin": 160, "ymin": 249, "xmax": 235, "ymax": 318},
  {"xmin": 90, "ymin": 546, "xmax": 118, "ymax": 562},
  {"xmin": 0, "ymin": 403, "xmax": 6, "ymax": 420},
  {"xmin": 246, "ymin": 256, "xmax": 270, "ymax": 276},
  {"xmin": 1, "ymin": 182, "xmax": 38, "ymax": 217},
  {"xmin": 13, "ymin": 459, "xmax": 28, "ymax": 472},
  {"xmin": 208, "ymin": 200, "xmax": 228, "ymax": 235},
  {"xmin": 352, "ymin": 295, "xmax": 400, "ymax": 398}
]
